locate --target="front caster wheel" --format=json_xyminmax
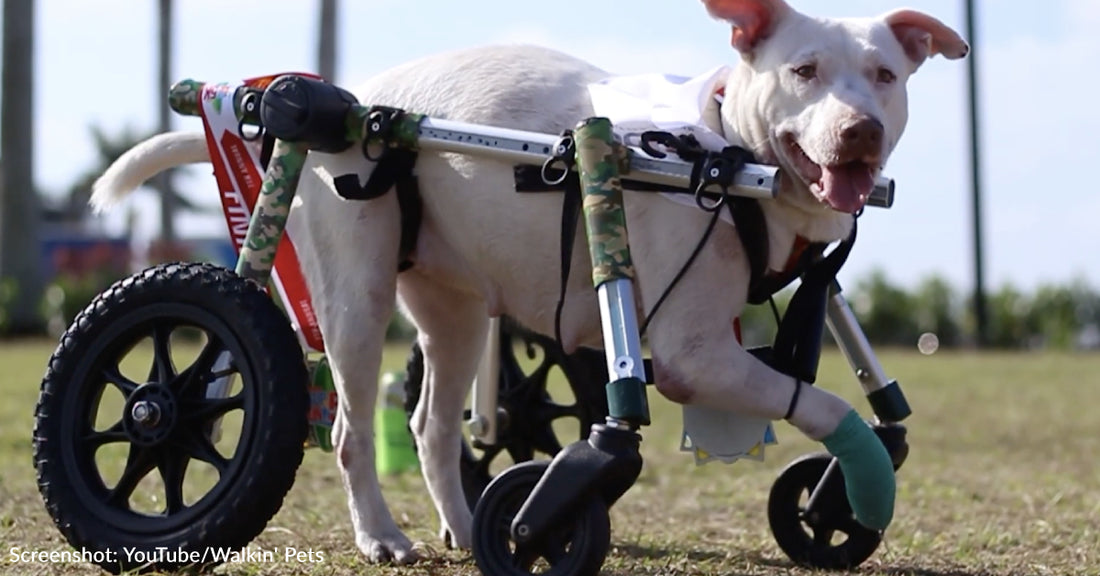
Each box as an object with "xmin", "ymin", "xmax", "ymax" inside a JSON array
[
  {"xmin": 33, "ymin": 263, "xmax": 310, "ymax": 574},
  {"xmin": 768, "ymin": 453, "xmax": 882, "ymax": 570},
  {"xmin": 472, "ymin": 461, "xmax": 611, "ymax": 576}
]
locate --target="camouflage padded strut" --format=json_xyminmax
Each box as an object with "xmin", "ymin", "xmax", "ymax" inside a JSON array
[{"xmin": 573, "ymin": 117, "xmax": 635, "ymax": 288}]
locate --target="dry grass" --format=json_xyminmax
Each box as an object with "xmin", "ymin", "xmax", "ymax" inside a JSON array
[{"xmin": 1, "ymin": 338, "xmax": 1098, "ymax": 575}]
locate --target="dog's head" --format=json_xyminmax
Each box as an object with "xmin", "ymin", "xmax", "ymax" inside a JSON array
[{"xmin": 704, "ymin": 0, "xmax": 968, "ymax": 214}]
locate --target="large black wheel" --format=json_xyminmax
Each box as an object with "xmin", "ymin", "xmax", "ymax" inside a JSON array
[
  {"xmin": 767, "ymin": 453, "xmax": 882, "ymax": 570},
  {"xmin": 472, "ymin": 461, "xmax": 611, "ymax": 576},
  {"xmin": 33, "ymin": 262, "xmax": 310, "ymax": 573},
  {"xmin": 404, "ymin": 319, "xmax": 609, "ymax": 509}
]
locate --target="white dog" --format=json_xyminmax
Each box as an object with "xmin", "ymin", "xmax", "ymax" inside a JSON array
[{"xmin": 91, "ymin": 0, "xmax": 967, "ymax": 565}]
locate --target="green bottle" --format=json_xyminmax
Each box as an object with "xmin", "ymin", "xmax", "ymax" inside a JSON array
[
  {"xmin": 306, "ymin": 356, "xmax": 337, "ymax": 452},
  {"xmin": 375, "ymin": 371, "xmax": 419, "ymax": 475}
]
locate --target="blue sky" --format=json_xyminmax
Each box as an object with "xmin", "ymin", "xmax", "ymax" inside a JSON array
[{"xmin": 26, "ymin": 0, "xmax": 1099, "ymax": 292}]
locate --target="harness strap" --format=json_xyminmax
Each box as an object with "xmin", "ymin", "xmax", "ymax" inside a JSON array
[
  {"xmin": 553, "ymin": 173, "xmax": 583, "ymax": 351},
  {"xmin": 333, "ymin": 147, "xmax": 421, "ymax": 272},
  {"xmin": 725, "ymin": 196, "xmax": 770, "ymax": 302},
  {"xmin": 393, "ymin": 162, "xmax": 422, "ymax": 273},
  {"xmin": 260, "ymin": 133, "xmax": 276, "ymax": 171}
]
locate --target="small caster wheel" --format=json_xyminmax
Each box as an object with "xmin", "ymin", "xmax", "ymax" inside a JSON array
[
  {"xmin": 768, "ymin": 453, "xmax": 882, "ymax": 570},
  {"xmin": 472, "ymin": 461, "xmax": 610, "ymax": 576}
]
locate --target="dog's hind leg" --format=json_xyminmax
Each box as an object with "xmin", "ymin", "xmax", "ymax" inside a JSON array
[
  {"xmin": 293, "ymin": 156, "xmax": 416, "ymax": 564},
  {"xmin": 398, "ymin": 274, "xmax": 488, "ymax": 550}
]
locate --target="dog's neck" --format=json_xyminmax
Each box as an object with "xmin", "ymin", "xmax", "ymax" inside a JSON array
[{"xmin": 707, "ymin": 63, "xmax": 855, "ymax": 254}]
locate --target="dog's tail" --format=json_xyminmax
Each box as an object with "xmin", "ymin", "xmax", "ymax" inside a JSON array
[{"xmin": 90, "ymin": 131, "xmax": 210, "ymax": 212}]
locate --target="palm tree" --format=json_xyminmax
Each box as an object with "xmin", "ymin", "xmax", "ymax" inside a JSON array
[
  {"xmin": 155, "ymin": 0, "xmax": 177, "ymax": 242},
  {"xmin": 0, "ymin": 0, "xmax": 44, "ymax": 334},
  {"xmin": 59, "ymin": 125, "xmax": 203, "ymax": 222},
  {"xmin": 317, "ymin": 0, "xmax": 337, "ymax": 81}
]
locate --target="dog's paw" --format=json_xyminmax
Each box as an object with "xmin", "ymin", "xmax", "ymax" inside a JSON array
[
  {"xmin": 440, "ymin": 521, "xmax": 472, "ymax": 550},
  {"xmin": 357, "ymin": 531, "xmax": 419, "ymax": 564}
]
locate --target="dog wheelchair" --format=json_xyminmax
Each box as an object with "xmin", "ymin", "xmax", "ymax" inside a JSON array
[{"xmin": 33, "ymin": 72, "xmax": 912, "ymax": 575}]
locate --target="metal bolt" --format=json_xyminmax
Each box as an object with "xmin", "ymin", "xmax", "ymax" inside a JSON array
[
  {"xmin": 856, "ymin": 368, "xmax": 869, "ymax": 380},
  {"xmin": 467, "ymin": 415, "xmax": 487, "ymax": 437},
  {"xmin": 131, "ymin": 401, "xmax": 160, "ymax": 426},
  {"xmin": 613, "ymin": 356, "xmax": 634, "ymax": 377},
  {"xmin": 516, "ymin": 524, "xmax": 530, "ymax": 538}
]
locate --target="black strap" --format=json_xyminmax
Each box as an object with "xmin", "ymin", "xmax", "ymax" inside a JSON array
[
  {"xmin": 638, "ymin": 144, "xmax": 754, "ymax": 336},
  {"xmin": 332, "ymin": 147, "xmax": 421, "ymax": 271},
  {"xmin": 784, "ymin": 379, "xmax": 803, "ymax": 420},
  {"xmin": 394, "ymin": 168, "xmax": 421, "ymax": 273},
  {"xmin": 259, "ymin": 133, "xmax": 276, "ymax": 171},
  {"xmin": 770, "ymin": 219, "xmax": 857, "ymax": 366},
  {"xmin": 553, "ymin": 173, "xmax": 583, "ymax": 351},
  {"xmin": 726, "ymin": 196, "xmax": 769, "ymax": 303}
]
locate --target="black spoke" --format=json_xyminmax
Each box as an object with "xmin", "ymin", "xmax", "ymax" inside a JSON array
[
  {"xmin": 179, "ymin": 429, "xmax": 229, "ymax": 475},
  {"xmin": 176, "ymin": 336, "xmax": 226, "ymax": 395},
  {"xmin": 83, "ymin": 421, "xmax": 128, "ymax": 450},
  {"xmin": 837, "ymin": 515, "xmax": 867, "ymax": 536},
  {"xmin": 542, "ymin": 539, "xmax": 567, "ymax": 565},
  {"xmin": 536, "ymin": 401, "xmax": 578, "ymax": 422},
  {"xmin": 813, "ymin": 527, "xmax": 834, "ymax": 548},
  {"xmin": 475, "ymin": 443, "xmax": 504, "ymax": 471},
  {"xmin": 181, "ymin": 394, "xmax": 245, "ymax": 423},
  {"xmin": 207, "ymin": 365, "xmax": 237, "ymax": 380},
  {"xmin": 512, "ymin": 547, "xmax": 538, "ymax": 570},
  {"xmin": 148, "ymin": 323, "xmax": 176, "ymax": 382},
  {"xmin": 530, "ymin": 423, "xmax": 564, "ymax": 456},
  {"xmin": 510, "ymin": 530, "xmax": 539, "ymax": 571},
  {"xmin": 536, "ymin": 528, "xmax": 572, "ymax": 566},
  {"xmin": 506, "ymin": 443, "xmax": 534, "ymax": 464},
  {"xmin": 107, "ymin": 444, "xmax": 157, "ymax": 506},
  {"xmin": 158, "ymin": 450, "xmax": 190, "ymax": 514},
  {"xmin": 102, "ymin": 366, "xmax": 139, "ymax": 397}
]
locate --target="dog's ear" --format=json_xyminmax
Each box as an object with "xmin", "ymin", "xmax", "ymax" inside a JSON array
[
  {"xmin": 883, "ymin": 9, "xmax": 969, "ymax": 69},
  {"xmin": 701, "ymin": 0, "xmax": 791, "ymax": 56}
]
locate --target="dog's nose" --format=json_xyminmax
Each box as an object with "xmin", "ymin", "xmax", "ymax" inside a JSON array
[{"xmin": 840, "ymin": 116, "xmax": 884, "ymax": 156}]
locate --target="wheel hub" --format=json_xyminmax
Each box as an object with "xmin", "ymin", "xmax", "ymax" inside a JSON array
[
  {"xmin": 131, "ymin": 401, "xmax": 160, "ymax": 426},
  {"xmin": 123, "ymin": 384, "xmax": 178, "ymax": 446}
]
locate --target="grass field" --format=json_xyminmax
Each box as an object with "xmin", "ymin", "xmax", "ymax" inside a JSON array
[{"xmin": 1, "ymin": 338, "xmax": 1097, "ymax": 576}]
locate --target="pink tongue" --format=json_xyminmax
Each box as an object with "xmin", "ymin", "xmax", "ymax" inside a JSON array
[{"xmin": 820, "ymin": 164, "xmax": 874, "ymax": 213}]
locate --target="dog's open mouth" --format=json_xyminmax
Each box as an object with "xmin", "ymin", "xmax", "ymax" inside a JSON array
[{"xmin": 781, "ymin": 134, "xmax": 877, "ymax": 214}]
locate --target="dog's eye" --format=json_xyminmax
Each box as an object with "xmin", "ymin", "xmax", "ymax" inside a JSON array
[
  {"xmin": 793, "ymin": 64, "xmax": 817, "ymax": 80},
  {"xmin": 876, "ymin": 67, "xmax": 896, "ymax": 84}
]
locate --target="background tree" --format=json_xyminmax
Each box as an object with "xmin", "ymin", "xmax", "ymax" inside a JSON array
[
  {"xmin": 317, "ymin": 0, "xmax": 337, "ymax": 81},
  {"xmin": 851, "ymin": 269, "xmax": 920, "ymax": 347},
  {"xmin": 154, "ymin": 0, "xmax": 177, "ymax": 243},
  {"xmin": 1027, "ymin": 282, "xmax": 1087, "ymax": 350},
  {"xmin": 0, "ymin": 0, "xmax": 43, "ymax": 334},
  {"xmin": 913, "ymin": 275, "xmax": 962, "ymax": 348}
]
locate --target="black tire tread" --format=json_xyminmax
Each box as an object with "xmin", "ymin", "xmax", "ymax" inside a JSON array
[
  {"xmin": 32, "ymin": 262, "xmax": 309, "ymax": 573},
  {"xmin": 472, "ymin": 461, "xmax": 611, "ymax": 576},
  {"xmin": 768, "ymin": 452, "xmax": 882, "ymax": 570}
]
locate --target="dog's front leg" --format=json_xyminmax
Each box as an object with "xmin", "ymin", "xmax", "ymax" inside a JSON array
[{"xmin": 638, "ymin": 230, "xmax": 895, "ymax": 531}]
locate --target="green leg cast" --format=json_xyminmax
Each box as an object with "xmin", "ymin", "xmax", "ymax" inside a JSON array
[{"xmin": 821, "ymin": 410, "xmax": 895, "ymax": 531}]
